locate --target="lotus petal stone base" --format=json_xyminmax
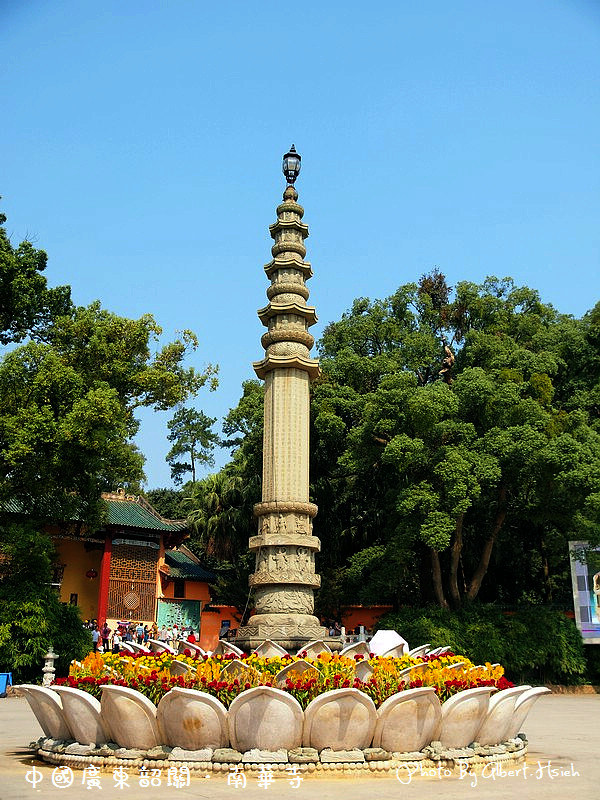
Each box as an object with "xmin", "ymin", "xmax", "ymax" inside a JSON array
[
  {"xmin": 477, "ymin": 686, "xmax": 531, "ymax": 746},
  {"xmin": 101, "ymin": 686, "xmax": 161, "ymax": 750},
  {"xmin": 304, "ymin": 689, "xmax": 376, "ymax": 751},
  {"xmin": 228, "ymin": 687, "xmax": 303, "ymax": 752},
  {"xmin": 297, "ymin": 640, "xmax": 331, "ymax": 657},
  {"xmin": 212, "ymin": 640, "xmax": 244, "ymax": 657},
  {"xmin": 33, "ymin": 736, "xmax": 528, "ymax": 777},
  {"xmin": 439, "ymin": 687, "xmax": 494, "ymax": 748},
  {"xmin": 22, "ymin": 682, "xmax": 544, "ymax": 779},
  {"xmin": 373, "ymin": 687, "xmax": 441, "ymax": 753},
  {"xmin": 221, "ymin": 660, "xmax": 260, "ymax": 681},
  {"xmin": 17, "ymin": 685, "xmax": 72, "ymax": 740},
  {"xmin": 169, "ymin": 660, "xmax": 193, "ymax": 676},
  {"xmin": 275, "ymin": 659, "xmax": 320, "ymax": 687},
  {"xmin": 53, "ymin": 686, "xmax": 107, "ymax": 745},
  {"xmin": 369, "ymin": 630, "xmax": 408, "ymax": 656},
  {"xmin": 157, "ymin": 688, "xmax": 228, "ymax": 750},
  {"xmin": 340, "ymin": 641, "xmax": 371, "ymax": 659},
  {"xmin": 504, "ymin": 687, "xmax": 551, "ymax": 740}
]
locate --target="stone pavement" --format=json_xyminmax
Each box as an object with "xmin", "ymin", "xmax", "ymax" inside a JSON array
[{"xmin": 0, "ymin": 693, "xmax": 598, "ymax": 800}]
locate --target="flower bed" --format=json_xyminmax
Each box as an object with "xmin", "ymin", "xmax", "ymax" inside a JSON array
[{"xmin": 56, "ymin": 649, "xmax": 513, "ymax": 709}]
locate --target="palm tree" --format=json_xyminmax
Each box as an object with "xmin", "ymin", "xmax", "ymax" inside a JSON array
[{"xmin": 183, "ymin": 464, "xmax": 259, "ymax": 562}]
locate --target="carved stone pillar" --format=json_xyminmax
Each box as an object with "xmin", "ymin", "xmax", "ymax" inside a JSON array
[{"xmin": 235, "ymin": 159, "xmax": 327, "ymax": 652}]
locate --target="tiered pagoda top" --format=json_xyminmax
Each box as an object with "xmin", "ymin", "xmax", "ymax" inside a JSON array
[{"xmin": 253, "ymin": 184, "xmax": 321, "ymax": 381}]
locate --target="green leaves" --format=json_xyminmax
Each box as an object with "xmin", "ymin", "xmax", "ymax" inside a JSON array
[
  {"xmin": 0, "ymin": 216, "xmax": 73, "ymax": 344},
  {"xmin": 420, "ymin": 511, "xmax": 456, "ymax": 550},
  {"xmin": 310, "ymin": 274, "xmax": 600, "ymax": 608},
  {"xmin": 166, "ymin": 407, "xmax": 218, "ymax": 484}
]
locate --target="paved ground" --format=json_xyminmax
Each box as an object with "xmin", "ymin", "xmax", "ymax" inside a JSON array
[{"xmin": 0, "ymin": 693, "xmax": 598, "ymax": 800}]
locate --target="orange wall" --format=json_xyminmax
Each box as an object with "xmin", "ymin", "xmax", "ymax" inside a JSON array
[
  {"xmin": 341, "ymin": 605, "xmax": 393, "ymax": 632},
  {"xmin": 53, "ymin": 538, "xmax": 103, "ymax": 621},
  {"xmin": 161, "ymin": 578, "xmax": 211, "ymax": 604},
  {"xmin": 200, "ymin": 605, "xmax": 241, "ymax": 652}
]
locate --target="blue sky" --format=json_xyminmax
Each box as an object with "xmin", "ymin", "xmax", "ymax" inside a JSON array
[{"xmin": 2, "ymin": 1, "xmax": 599, "ymax": 489}]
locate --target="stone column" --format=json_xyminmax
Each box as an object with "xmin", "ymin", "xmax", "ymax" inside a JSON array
[{"xmin": 235, "ymin": 177, "xmax": 327, "ymax": 652}]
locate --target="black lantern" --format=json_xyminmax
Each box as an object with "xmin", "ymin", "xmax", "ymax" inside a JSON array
[{"xmin": 282, "ymin": 145, "xmax": 301, "ymax": 184}]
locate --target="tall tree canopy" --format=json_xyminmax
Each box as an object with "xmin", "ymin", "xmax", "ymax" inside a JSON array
[
  {"xmin": 0, "ymin": 212, "xmax": 72, "ymax": 344},
  {"xmin": 0, "ymin": 210, "xmax": 217, "ymax": 678},
  {"xmin": 0, "ymin": 227, "xmax": 218, "ymax": 525},
  {"xmin": 189, "ymin": 273, "xmax": 600, "ymax": 616},
  {"xmin": 166, "ymin": 407, "xmax": 219, "ymax": 484}
]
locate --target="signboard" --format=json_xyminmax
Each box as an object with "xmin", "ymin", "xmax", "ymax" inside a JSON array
[
  {"xmin": 156, "ymin": 599, "xmax": 201, "ymax": 632},
  {"xmin": 569, "ymin": 541, "xmax": 600, "ymax": 644}
]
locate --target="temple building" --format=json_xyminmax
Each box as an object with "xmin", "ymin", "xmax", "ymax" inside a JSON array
[{"xmin": 9, "ymin": 489, "xmax": 235, "ymax": 651}]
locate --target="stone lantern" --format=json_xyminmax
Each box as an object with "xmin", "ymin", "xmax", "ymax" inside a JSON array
[{"xmin": 42, "ymin": 647, "xmax": 58, "ymax": 687}]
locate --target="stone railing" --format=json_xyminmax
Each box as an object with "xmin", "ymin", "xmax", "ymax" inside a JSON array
[{"xmin": 17, "ymin": 682, "xmax": 549, "ymax": 774}]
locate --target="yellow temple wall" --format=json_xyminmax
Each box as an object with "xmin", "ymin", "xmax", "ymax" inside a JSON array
[{"xmin": 53, "ymin": 538, "xmax": 103, "ymax": 622}]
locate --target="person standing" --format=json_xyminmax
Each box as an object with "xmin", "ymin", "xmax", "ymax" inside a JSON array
[
  {"xmin": 101, "ymin": 621, "xmax": 111, "ymax": 652},
  {"xmin": 92, "ymin": 625, "xmax": 100, "ymax": 653},
  {"xmin": 136, "ymin": 622, "xmax": 144, "ymax": 644},
  {"xmin": 112, "ymin": 630, "xmax": 121, "ymax": 654}
]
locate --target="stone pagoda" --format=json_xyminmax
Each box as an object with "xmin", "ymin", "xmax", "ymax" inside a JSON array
[{"xmin": 235, "ymin": 147, "xmax": 328, "ymax": 652}]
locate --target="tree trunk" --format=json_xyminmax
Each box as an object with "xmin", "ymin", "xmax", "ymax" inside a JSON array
[
  {"xmin": 448, "ymin": 513, "xmax": 465, "ymax": 608},
  {"xmin": 539, "ymin": 530, "xmax": 552, "ymax": 602},
  {"xmin": 431, "ymin": 548, "xmax": 449, "ymax": 608},
  {"xmin": 418, "ymin": 546, "xmax": 435, "ymax": 604},
  {"xmin": 466, "ymin": 485, "xmax": 507, "ymax": 601}
]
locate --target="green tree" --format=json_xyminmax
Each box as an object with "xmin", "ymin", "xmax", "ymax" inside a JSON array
[
  {"xmin": 183, "ymin": 467, "xmax": 259, "ymax": 614},
  {"xmin": 0, "ymin": 302, "xmax": 218, "ymax": 525},
  {"xmin": 166, "ymin": 407, "xmax": 219, "ymax": 484},
  {"xmin": 0, "ymin": 523, "xmax": 91, "ymax": 682},
  {"xmin": 0, "ymin": 207, "xmax": 219, "ymax": 674},
  {"xmin": 0, "ymin": 214, "xmax": 72, "ymax": 344},
  {"xmin": 144, "ymin": 487, "xmax": 187, "ymax": 520},
  {"xmin": 311, "ymin": 275, "xmax": 600, "ymax": 608}
]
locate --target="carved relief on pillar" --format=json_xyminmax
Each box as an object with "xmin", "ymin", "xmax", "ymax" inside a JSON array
[
  {"xmin": 253, "ymin": 545, "xmax": 315, "ymax": 576},
  {"xmin": 250, "ymin": 544, "xmax": 319, "ymax": 588},
  {"xmin": 257, "ymin": 512, "xmax": 313, "ymax": 538},
  {"xmin": 254, "ymin": 586, "xmax": 315, "ymax": 615}
]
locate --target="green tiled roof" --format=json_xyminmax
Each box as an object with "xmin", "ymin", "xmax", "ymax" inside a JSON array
[
  {"xmin": 105, "ymin": 500, "xmax": 187, "ymax": 532},
  {"xmin": 165, "ymin": 549, "xmax": 216, "ymax": 582}
]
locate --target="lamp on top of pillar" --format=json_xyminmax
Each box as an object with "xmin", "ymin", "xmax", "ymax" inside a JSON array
[{"xmin": 282, "ymin": 144, "xmax": 301, "ymax": 184}]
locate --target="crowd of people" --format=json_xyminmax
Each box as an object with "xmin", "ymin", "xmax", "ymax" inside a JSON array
[{"xmin": 83, "ymin": 619, "xmax": 200, "ymax": 653}]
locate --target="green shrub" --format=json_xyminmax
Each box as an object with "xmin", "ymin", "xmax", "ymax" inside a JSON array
[
  {"xmin": 378, "ymin": 604, "xmax": 587, "ymax": 684},
  {"xmin": 0, "ymin": 523, "xmax": 91, "ymax": 683}
]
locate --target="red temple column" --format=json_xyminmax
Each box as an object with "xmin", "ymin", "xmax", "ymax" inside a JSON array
[{"xmin": 97, "ymin": 535, "xmax": 112, "ymax": 623}]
